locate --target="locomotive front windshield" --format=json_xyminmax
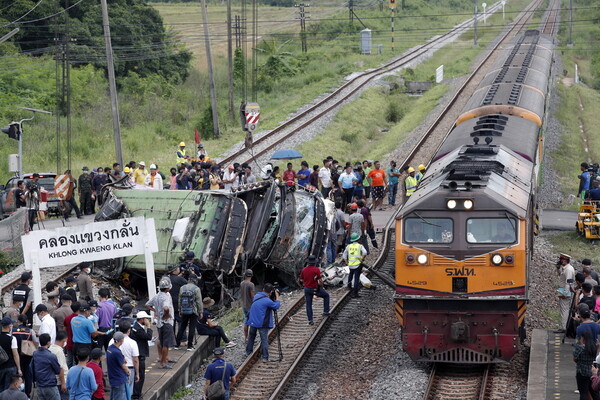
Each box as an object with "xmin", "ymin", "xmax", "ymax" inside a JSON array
[
  {"xmin": 466, "ymin": 218, "xmax": 517, "ymax": 243},
  {"xmin": 404, "ymin": 218, "xmax": 453, "ymax": 243}
]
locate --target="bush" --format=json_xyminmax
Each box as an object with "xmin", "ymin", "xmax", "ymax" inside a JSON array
[{"xmin": 386, "ymin": 101, "xmax": 404, "ymax": 123}]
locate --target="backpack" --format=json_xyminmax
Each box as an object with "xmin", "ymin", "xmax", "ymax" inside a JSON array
[{"xmin": 180, "ymin": 287, "xmax": 195, "ymax": 315}]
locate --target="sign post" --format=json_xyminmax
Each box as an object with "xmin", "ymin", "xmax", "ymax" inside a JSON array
[{"xmin": 21, "ymin": 216, "xmax": 158, "ymax": 310}]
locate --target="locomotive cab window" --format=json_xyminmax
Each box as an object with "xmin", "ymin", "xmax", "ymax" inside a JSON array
[
  {"xmin": 466, "ymin": 218, "xmax": 517, "ymax": 243},
  {"xmin": 404, "ymin": 218, "xmax": 453, "ymax": 243}
]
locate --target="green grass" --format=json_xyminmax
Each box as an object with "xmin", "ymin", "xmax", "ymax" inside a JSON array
[
  {"xmin": 216, "ymin": 306, "xmax": 244, "ymax": 332},
  {"xmin": 169, "ymin": 386, "xmax": 193, "ymax": 400},
  {"xmin": 546, "ymin": 231, "xmax": 599, "ymax": 263}
]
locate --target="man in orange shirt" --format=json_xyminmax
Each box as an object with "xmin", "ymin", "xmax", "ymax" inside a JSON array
[{"xmin": 367, "ymin": 161, "xmax": 388, "ymax": 211}]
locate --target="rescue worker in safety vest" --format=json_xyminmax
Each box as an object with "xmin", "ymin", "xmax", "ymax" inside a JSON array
[
  {"xmin": 342, "ymin": 233, "xmax": 367, "ymax": 298},
  {"xmin": 404, "ymin": 167, "xmax": 418, "ymax": 203},
  {"xmin": 415, "ymin": 164, "xmax": 426, "ymax": 182},
  {"xmin": 177, "ymin": 142, "xmax": 189, "ymax": 165}
]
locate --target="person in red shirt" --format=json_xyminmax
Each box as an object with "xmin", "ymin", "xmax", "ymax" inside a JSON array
[
  {"xmin": 298, "ymin": 255, "xmax": 330, "ymax": 325},
  {"xmin": 282, "ymin": 163, "xmax": 296, "ymax": 192},
  {"xmin": 367, "ymin": 161, "xmax": 388, "ymax": 211},
  {"xmin": 87, "ymin": 348, "xmax": 105, "ymax": 400},
  {"xmin": 64, "ymin": 302, "xmax": 80, "ymax": 368}
]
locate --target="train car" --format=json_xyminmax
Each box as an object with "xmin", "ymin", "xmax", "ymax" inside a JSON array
[{"xmin": 394, "ymin": 30, "xmax": 553, "ymax": 363}]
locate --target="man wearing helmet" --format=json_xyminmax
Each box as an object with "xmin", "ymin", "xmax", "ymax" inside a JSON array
[
  {"xmin": 404, "ymin": 167, "xmax": 418, "ymax": 204},
  {"xmin": 144, "ymin": 165, "xmax": 163, "ymax": 190},
  {"xmin": 146, "ymin": 278, "xmax": 175, "ymax": 369},
  {"xmin": 176, "ymin": 142, "xmax": 190, "ymax": 166},
  {"xmin": 416, "ymin": 164, "xmax": 427, "ymax": 182},
  {"xmin": 342, "ymin": 233, "xmax": 367, "ymax": 298}
]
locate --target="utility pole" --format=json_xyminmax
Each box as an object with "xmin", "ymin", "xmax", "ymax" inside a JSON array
[
  {"xmin": 227, "ymin": 0, "xmax": 235, "ymax": 120},
  {"xmin": 296, "ymin": 4, "xmax": 310, "ymax": 53},
  {"xmin": 251, "ymin": 0, "xmax": 258, "ymax": 101},
  {"xmin": 349, "ymin": 0, "xmax": 354, "ymax": 24},
  {"xmin": 200, "ymin": 0, "xmax": 220, "ymax": 138},
  {"xmin": 391, "ymin": 8, "xmax": 395, "ymax": 52},
  {"xmin": 100, "ymin": 0, "xmax": 124, "ymax": 167},
  {"xmin": 473, "ymin": 0, "xmax": 478, "ymax": 46},
  {"xmin": 568, "ymin": 0, "xmax": 573, "ymax": 45}
]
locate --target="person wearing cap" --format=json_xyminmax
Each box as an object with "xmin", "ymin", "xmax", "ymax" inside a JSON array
[
  {"xmin": 0, "ymin": 374, "xmax": 27, "ymax": 400},
  {"xmin": 557, "ymin": 253, "xmax": 575, "ymax": 331},
  {"xmin": 52, "ymin": 295, "xmax": 73, "ymax": 335},
  {"xmin": 36, "ymin": 304, "xmax": 57, "ymax": 345},
  {"xmin": 197, "ymin": 143, "xmax": 208, "ymax": 159},
  {"xmin": 343, "ymin": 233, "xmax": 368, "ymax": 298},
  {"xmin": 107, "ymin": 332, "xmax": 129, "ymax": 400},
  {"xmin": 32, "ymin": 333, "xmax": 62, "ymax": 400},
  {"xmin": 246, "ymin": 284, "xmax": 280, "ymax": 362},
  {"xmin": 108, "ymin": 320, "xmax": 139, "ymax": 400},
  {"xmin": 144, "ymin": 165, "xmax": 163, "ymax": 190},
  {"xmin": 222, "ymin": 165, "xmax": 237, "ymax": 191},
  {"xmin": 97, "ymin": 288, "xmax": 116, "ymax": 351},
  {"xmin": 176, "ymin": 274, "xmax": 203, "ymax": 351},
  {"xmin": 404, "ymin": 167, "xmax": 418, "ymax": 204},
  {"xmin": 12, "ymin": 273, "xmax": 33, "ymax": 326},
  {"xmin": 299, "ymin": 256, "xmax": 330, "ymax": 325},
  {"xmin": 77, "ymin": 263, "xmax": 94, "ymax": 302},
  {"xmin": 130, "ymin": 312, "xmax": 153, "ymax": 400},
  {"xmin": 3, "ymin": 297, "xmax": 22, "ymax": 324},
  {"xmin": 87, "ymin": 348, "xmax": 105, "ymax": 400},
  {"xmin": 46, "ymin": 291, "xmax": 61, "ymax": 316},
  {"xmin": 415, "ymin": 164, "xmax": 427, "ymax": 182},
  {"xmin": 346, "ymin": 203, "xmax": 365, "ymax": 245},
  {"xmin": 12, "ymin": 314, "xmax": 35, "ymax": 397},
  {"xmin": 71, "ymin": 302, "xmax": 109, "ymax": 359},
  {"xmin": 176, "ymin": 142, "xmax": 189, "ymax": 165},
  {"xmin": 240, "ymin": 270, "xmax": 255, "ymax": 343},
  {"xmin": 66, "ymin": 347, "xmax": 97, "ymax": 400},
  {"xmin": 64, "ymin": 277, "xmax": 78, "ymax": 303},
  {"xmin": 0, "ymin": 318, "xmax": 21, "ymax": 392},
  {"xmin": 78, "ymin": 167, "xmax": 94, "ymax": 215},
  {"xmin": 146, "ymin": 278, "xmax": 175, "ymax": 369},
  {"xmin": 133, "ymin": 162, "xmax": 148, "ymax": 186},
  {"xmin": 49, "ymin": 331, "xmax": 68, "ymax": 400},
  {"xmin": 197, "ymin": 298, "xmax": 236, "ymax": 349},
  {"xmin": 203, "ymin": 347, "xmax": 236, "ymax": 400}
]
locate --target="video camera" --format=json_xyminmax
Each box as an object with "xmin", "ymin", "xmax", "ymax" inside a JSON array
[
  {"xmin": 25, "ymin": 180, "xmax": 39, "ymax": 192},
  {"xmin": 270, "ymin": 282, "xmax": 280, "ymax": 301}
]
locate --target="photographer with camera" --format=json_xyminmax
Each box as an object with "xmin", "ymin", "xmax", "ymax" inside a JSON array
[
  {"xmin": 245, "ymin": 283, "xmax": 280, "ymax": 362},
  {"xmin": 24, "ymin": 173, "xmax": 40, "ymax": 231}
]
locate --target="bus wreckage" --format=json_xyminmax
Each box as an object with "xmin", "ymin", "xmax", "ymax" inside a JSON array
[{"xmin": 95, "ymin": 179, "xmax": 334, "ymax": 298}]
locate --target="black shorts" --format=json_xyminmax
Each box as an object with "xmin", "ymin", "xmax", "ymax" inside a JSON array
[
  {"xmin": 158, "ymin": 323, "xmax": 176, "ymax": 348},
  {"xmin": 372, "ymin": 186, "xmax": 384, "ymax": 199}
]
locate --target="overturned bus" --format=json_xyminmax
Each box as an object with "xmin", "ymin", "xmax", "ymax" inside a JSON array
[{"xmin": 95, "ymin": 180, "xmax": 333, "ymax": 298}]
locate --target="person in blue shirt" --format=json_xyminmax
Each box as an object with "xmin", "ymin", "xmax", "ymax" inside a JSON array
[
  {"xmin": 32, "ymin": 333, "xmax": 64, "ymax": 400},
  {"xmin": 338, "ymin": 164, "xmax": 358, "ymax": 209},
  {"xmin": 245, "ymin": 284, "xmax": 281, "ymax": 362},
  {"xmin": 296, "ymin": 161, "xmax": 311, "ymax": 188},
  {"xmin": 107, "ymin": 332, "xmax": 129, "ymax": 400},
  {"xmin": 579, "ymin": 162, "xmax": 591, "ymax": 199},
  {"xmin": 203, "ymin": 347, "xmax": 236, "ymax": 400},
  {"xmin": 71, "ymin": 303, "xmax": 109, "ymax": 361},
  {"xmin": 66, "ymin": 348, "xmax": 97, "ymax": 400},
  {"xmin": 386, "ymin": 161, "xmax": 401, "ymax": 206}
]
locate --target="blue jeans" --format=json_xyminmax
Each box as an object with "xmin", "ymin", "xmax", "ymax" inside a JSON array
[
  {"xmin": 348, "ymin": 265, "xmax": 363, "ymax": 296},
  {"xmin": 304, "ymin": 287, "xmax": 330, "ymax": 322},
  {"xmin": 111, "ymin": 384, "xmax": 127, "ymax": 400},
  {"xmin": 388, "ymin": 183, "xmax": 398, "ymax": 205},
  {"xmin": 326, "ymin": 238, "xmax": 337, "ymax": 264},
  {"xmin": 126, "ymin": 369, "xmax": 135, "ymax": 400},
  {"xmin": 246, "ymin": 327, "xmax": 269, "ymax": 360},
  {"xmin": 0, "ymin": 366, "xmax": 16, "ymax": 392},
  {"xmin": 37, "ymin": 385, "xmax": 61, "ymax": 400}
]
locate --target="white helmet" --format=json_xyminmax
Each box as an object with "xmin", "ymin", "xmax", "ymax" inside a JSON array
[{"xmin": 150, "ymin": 164, "xmax": 157, "ymax": 170}]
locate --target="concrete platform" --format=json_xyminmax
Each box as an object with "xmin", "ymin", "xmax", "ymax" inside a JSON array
[{"xmin": 527, "ymin": 329, "xmax": 579, "ymax": 400}]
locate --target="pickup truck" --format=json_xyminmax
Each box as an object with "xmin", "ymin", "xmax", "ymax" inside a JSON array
[{"xmin": 0, "ymin": 173, "xmax": 60, "ymax": 219}]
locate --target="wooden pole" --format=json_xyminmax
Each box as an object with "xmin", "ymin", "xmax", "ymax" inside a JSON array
[
  {"xmin": 100, "ymin": 0, "xmax": 124, "ymax": 167},
  {"xmin": 200, "ymin": 0, "xmax": 220, "ymax": 138}
]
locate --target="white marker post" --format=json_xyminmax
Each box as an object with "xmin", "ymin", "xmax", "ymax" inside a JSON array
[
  {"xmin": 436, "ymin": 65, "xmax": 444, "ymax": 83},
  {"xmin": 502, "ymin": 1, "xmax": 506, "ymax": 20},
  {"xmin": 482, "ymin": 3, "xmax": 487, "ymax": 24}
]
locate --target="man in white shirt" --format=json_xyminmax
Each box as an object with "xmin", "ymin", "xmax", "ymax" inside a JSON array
[
  {"xmin": 49, "ymin": 331, "xmax": 68, "ymax": 399},
  {"xmin": 109, "ymin": 319, "xmax": 139, "ymax": 399},
  {"xmin": 35, "ymin": 304, "xmax": 56, "ymax": 345},
  {"xmin": 222, "ymin": 165, "xmax": 237, "ymax": 190},
  {"xmin": 557, "ymin": 253, "xmax": 575, "ymax": 331},
  {"xmin": 318, "ymin": 159, "xmax": 332, "ymax": 198}
]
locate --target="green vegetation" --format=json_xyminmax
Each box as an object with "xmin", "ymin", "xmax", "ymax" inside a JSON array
[
  {"xmin": 216, "ymin": 306, "xmax": 244, "ymax": 332},
  {"xmin": 169, "ymin": 386, "xmax": 193, "ymax": 400},
  {"xmin": 546, "ymin": 231, "xmax": 598, "ymax": 264},
  {"xmin": 0, "ymin": 0, "xmax": 528, "ymax": 183}
]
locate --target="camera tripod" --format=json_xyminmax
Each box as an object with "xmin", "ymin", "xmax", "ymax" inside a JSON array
[{"xmin": 273, "ymin": 309, "xmax": 283, "ymax": 362}]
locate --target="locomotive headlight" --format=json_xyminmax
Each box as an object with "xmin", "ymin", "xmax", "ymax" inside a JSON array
[
  {"xmin": 463, "ymin": 200, "xmax": 473, "ymax": 210},
  {"xmin": 505, "ymin": 254, "xmax": 514, "ymax": 264},
  {"xmin": 406, "ymin": 254, "xmax": 415, "ymax": 264},
  {"xmin": 417, "ymin": 254, "xmax": 428, "ymax": 265},
  {"xmin": 491, "ymin": 253, "xmax": 504, "ymax": 265},
  {"xmin": 447, "ymin": 200, "xmax": 457, "ymax": 209}
]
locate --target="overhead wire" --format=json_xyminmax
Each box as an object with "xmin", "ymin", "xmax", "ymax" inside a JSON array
[{"xmin": 0, "ymin": 0, "xmax": 45, "ymax": 28}]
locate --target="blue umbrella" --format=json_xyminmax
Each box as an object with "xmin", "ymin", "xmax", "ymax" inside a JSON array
[{"xmin": 270, "ymin": 149, "xmax": 303, "ymax": 160}]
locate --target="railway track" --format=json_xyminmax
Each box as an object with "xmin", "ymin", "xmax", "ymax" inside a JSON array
[
  {"xmin": 424, "ymin": 364, "xmax": 491, "ymax": 400},
  {"xmin": 219, "ymin": 1, "xmax": 506, "ymax": 167},
  {"xmin": 541, "ymin": 0, "xmax": 561, "ymax": 35},
  {"xmin": 228, "ymin": 0, "xmax": 552, "ymax": 397},
  {"xmin": 1, "ymin": 264, "xmax": 79, "ymax": 306}
]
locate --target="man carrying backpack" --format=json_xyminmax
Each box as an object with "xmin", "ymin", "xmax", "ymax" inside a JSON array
[{"xmin": 176, "ymin": 274, "xmax": 202, "ymax": 351}]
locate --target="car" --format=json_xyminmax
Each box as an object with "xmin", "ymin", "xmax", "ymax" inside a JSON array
[{"xmin": 0, "ymin": 173, "xmax": 61, "ymax": 219}]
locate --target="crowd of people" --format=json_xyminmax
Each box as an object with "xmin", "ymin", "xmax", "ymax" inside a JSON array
[
  {"xmin": 556, "ymin": 254, "xmax": 600, "ymax": 399},
  {"xmin": 578, "ymin": 162, "xmax": 600, "ymax": 201}
]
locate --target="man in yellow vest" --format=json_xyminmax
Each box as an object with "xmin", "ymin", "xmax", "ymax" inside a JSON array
[
  {"xmin": 404, "ymin": 167, "xmax": 418, "ymax": 204},
  {"xmin": 342, "ymin": 233, "xmax": 367, "ymax": 298},
  {"xmin": 416, "ymin": 164, "xmax": 426, "ymax": 182},
  {"xmin": 176, "ymin": 142, "xmax": 189, "ymax": 165}
]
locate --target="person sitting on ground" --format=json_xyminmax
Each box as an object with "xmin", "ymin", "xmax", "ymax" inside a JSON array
[
  {"xmin": 0, "ymin": 374, "xmax": 27, "ymax": 400},
  {"xmin": 197, "ymin": 298, "xmax": 236, "ymax": 349},
  {"xmin": 203, "ymin": 347, "xmax": 236, "ymax": 400}
]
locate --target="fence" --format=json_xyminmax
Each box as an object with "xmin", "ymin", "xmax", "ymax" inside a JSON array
[{"xmin": 0, "ymin": 209, "xmax": 26, "ymax": 264}]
